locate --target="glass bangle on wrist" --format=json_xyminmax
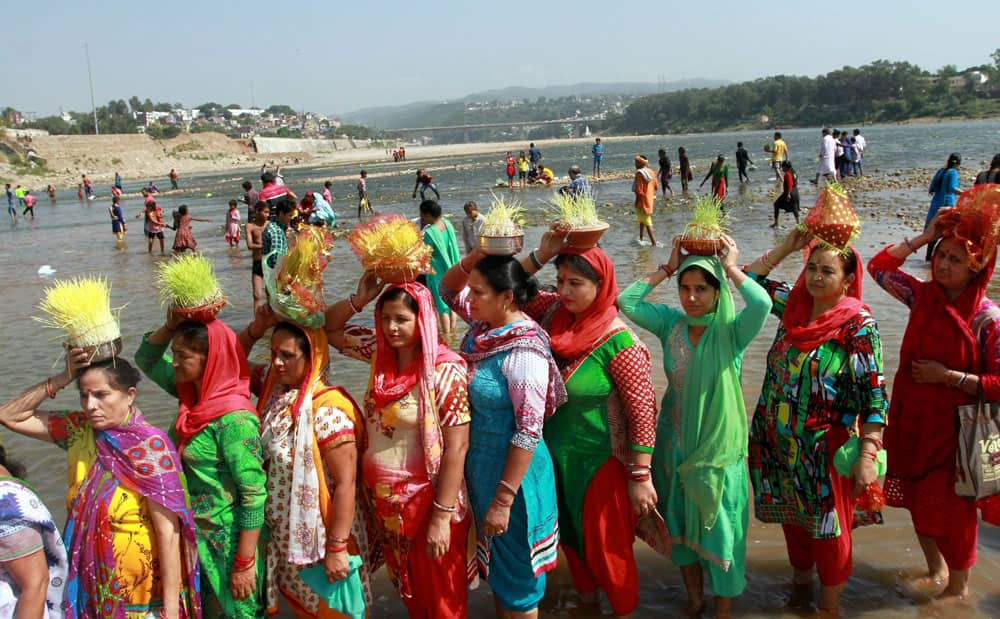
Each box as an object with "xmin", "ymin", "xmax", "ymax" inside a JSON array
[{"xmin": 658, "ymin": 264, "xmax": 675, "ymax": 277}]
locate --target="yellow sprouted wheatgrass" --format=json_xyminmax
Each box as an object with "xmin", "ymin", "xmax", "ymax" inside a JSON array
[
  {"xmin": 683, "ymin": 196, "xmax": 730, "ymax": 240},
  {"xmin": 348, "ymin": 215, "xmax": 433, "ymax": 273},
  {"xmin": 36, "ymin": 276, "xmax": 121, "ymax": 347},
  {"xmin": 155, "ymin": 253, "xmax": 222, "ymax": 309},
  {"xmin": 480, "ymin": 193, "xmax": 525, "ymax": 236},
  {"xmin": 548, "ymin": 191, "xmax": 603, "ymax": 228}
]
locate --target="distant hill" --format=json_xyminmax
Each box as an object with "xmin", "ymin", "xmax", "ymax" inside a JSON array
[{"xmin": 339, "ymin": 79, "xmax": 728, "ymax": 129}]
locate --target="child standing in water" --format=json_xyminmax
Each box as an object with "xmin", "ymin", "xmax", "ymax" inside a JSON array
[
  {"xmin": 225, "ymin": 200, "xmax": 241, "ymax": 247},
  {"xmin": 109, "ymin": 195, "xmax": 127, "ymax": 242},
  {"xmin": 171, "ymin": 204, "xmax": 210, "ymax": 254}
]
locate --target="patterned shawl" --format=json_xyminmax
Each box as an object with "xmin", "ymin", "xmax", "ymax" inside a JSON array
[{"xmin": 63, "ymin": 408, "xmax": 200, "ymax": 619}]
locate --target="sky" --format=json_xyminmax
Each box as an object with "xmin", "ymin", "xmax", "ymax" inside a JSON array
[{"xmin": 2, "ymin": 0, "xmax": 999, "ymax": 120}]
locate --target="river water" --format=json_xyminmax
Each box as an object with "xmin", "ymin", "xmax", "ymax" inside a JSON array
[{"xmin": 3, "ymin": 121, "xmax": 1000, "ymax": 617}]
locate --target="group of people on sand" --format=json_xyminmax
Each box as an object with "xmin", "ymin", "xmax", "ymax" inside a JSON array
[{"xmin": 3, "ymin": 172, "xmax": 1000, "ymax": 619}]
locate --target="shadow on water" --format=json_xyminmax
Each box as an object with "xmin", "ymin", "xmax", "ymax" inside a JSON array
[{"xmin": 4, "ymin": 121, "xmax": 1000, "ymax": 617}]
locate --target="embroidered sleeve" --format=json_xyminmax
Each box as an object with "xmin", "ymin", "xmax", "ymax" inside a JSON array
[
  {"xmin": 977, "ymin": 305, "xmax": 1000, "ymax": 401},
  {"xmin": 502, "ymin": 348, "xmax": 550, "ymax": 452},
  {"xmin": 440, "ymin": 283, "xmax": 474, "ymax": 324},
  {"xmin": 315, "ymin": 405, "xmax": 357, "ymax": 448},
  {"xmin": 47, "ymin": 411, "xmax": 88, "ymax": 451},
  {"xmin": 608, "ymin": 343, "xmax": 658, "ymax": 453},
  {"xmin": 340, "ymin": 324, "xmax": 377, "ymax": 363},
  {"xmin": 867, "ymin": 247, "xmax": 919, "ymax": 308},
  {"xmin": 744, "ymin": 271, "xmax": 791, "ymax": 319},
  {"xmin": 844, "ymin": 315, "xmax": 888, "ymax": 426},
  {"xmin": 218, "ymin": 412, "xmax": 268, "ymax": 530},
  {"xmin": 520, "ymin": 291, "xmax": 560, "ymax": 325},
  {"xmin": 435, "ymin": 361, "xmax": 471, "ymax": 427}
]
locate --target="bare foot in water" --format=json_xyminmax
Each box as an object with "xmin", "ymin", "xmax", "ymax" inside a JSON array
[
  {"xmin": 901, "ymin": 573, "xmax": 947, "ymax": 600},
  {"xmin": 935, "ymin": 586, "xmax": 970, "ymax": 602}
]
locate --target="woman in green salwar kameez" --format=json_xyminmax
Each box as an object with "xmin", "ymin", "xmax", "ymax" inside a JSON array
[
  {"xmin": 420, "ymin": 199, "xmax": 461, "ymax": 335},
  {"xmin": 618, "ymin": 235, "xmax": 771, "ymax": 619},
  {"xmin": 136, "ymin": 316, "xmax": 267, "ymax": 618}
]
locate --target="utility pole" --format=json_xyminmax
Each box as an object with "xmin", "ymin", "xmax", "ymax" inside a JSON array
[{"xmin": 85, "ymin": 43, "xmax": 99, "ymax": 135}]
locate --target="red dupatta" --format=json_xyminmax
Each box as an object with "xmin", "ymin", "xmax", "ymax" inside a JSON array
[
  {"xmin": 781, "ymin": 246, "xmax": 866, "ymax": 352},
  {"xmin": 548, "ymin": 247, "xmax": 620, "ymax": 360},
  {"xmin": 175, "ymin": 319, "xmax": 256, "ymax": 451}
]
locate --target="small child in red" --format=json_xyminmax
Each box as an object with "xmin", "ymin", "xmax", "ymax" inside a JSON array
[{"xmin": 225, "ymin": 200, "xmax": 241, "ymax": 247}]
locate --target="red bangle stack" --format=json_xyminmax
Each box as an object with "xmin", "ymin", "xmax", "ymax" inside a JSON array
[
  {"xmin": 232, "ymin": 554, "xmax": 256, "ymax": 571},
  {"xmin": 629, "ymin": 462, "xmax": 652, "ymax": 483}
]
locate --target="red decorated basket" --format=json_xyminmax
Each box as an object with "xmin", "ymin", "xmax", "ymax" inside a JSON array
[
  {"xmin": 564, "ymin": 222, "xmax": 610, "ymax": 249},
  {"xmin": 680, "ymin": 237, "xmax": 722, "ymax": 256}
]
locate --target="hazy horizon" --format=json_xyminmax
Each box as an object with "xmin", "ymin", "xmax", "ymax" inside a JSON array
[{"xmin": 3, "ymin": 0, "xmax": 998, "ymax": 119}]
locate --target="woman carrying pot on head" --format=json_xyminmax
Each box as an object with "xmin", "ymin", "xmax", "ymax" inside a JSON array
[
  {"xmin": 439, "ymin": 253, "xmax": 566, "ymax": 619},
  {"xmin": 517, "ymin": 232, "xmax": 661, "ymax": 619},
  {"xmin": 617, "ymin": 235, "xmax": 771, "ymax": 619},
  {"xmin": 0, "ymin": 352, "xmax": 200, "ymax": 618},
  {"xmin": 0, "ymin": 443, "xmax": 68, "ymax": 618},
  {"xmin": 743, "ymin": 228, "xmax": 887, "ymax": 616},
  {"xmin": 135, "ymin": 314, "xmax": 267, "ymax": 618},
  {"xmin": 324, "ymin": 276, "xmax": 473, "ymax": 617},
  {"xmin": 239, "ymin": 308, "xmax": 376, "ymax": 619},
  {"xmin": 867, "ymin": 188, "xmax": 1000, "ymax": 600}
]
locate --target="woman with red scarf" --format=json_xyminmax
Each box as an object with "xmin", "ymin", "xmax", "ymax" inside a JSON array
[
  {"xmin": 324, "ymin": 277, "xmax": 472, "ymax": 617},
  {"xmin": 518, "ymin": 233, "xmax": 660, "ymax": 618},
  {"xmin": 867, "ymin": 185, "xmax": 1000, "ymax": 599},
  {"xmin": 744, "ymin": 229, "xmax": 887, "ymax": 616},
  {"xmin": 136, "ymin": 316, "xmax": 267, "ymax": 617}
]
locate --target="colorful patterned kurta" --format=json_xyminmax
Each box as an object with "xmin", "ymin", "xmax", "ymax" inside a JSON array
[
  {"xmin": 258, "ymin": 384, "xmax": 373, "ymax": 615},
  {"xmin": 341, "ymin": 325, "xmax": 472, "ymax": 598},
  {"xmin": 48, "ymin": 412, "xmax": 167, "ymax": 618},
  {"xmin": 747, "ymin": 273, "xmax": 888, "ymax": 538},
  {"xmin": 522, "ymin": 291, "xmax": 657, "ymax": 555},
  {"xmin": 135, "ymin": 337, "xmax": 267, "ymax": 618}
]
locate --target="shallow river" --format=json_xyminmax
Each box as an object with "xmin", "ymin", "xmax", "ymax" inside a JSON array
[{"xmin": 2, "ymin": 121, "xmax": 1000, "ymax": 617}]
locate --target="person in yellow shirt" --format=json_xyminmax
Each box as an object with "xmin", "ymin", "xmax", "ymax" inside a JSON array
[{"xmin": 769, "ymin": 131, "xmax": 789, "ymax": 182}]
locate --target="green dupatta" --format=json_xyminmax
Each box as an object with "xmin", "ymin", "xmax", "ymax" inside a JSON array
[{"xmin": 676, "ymin": 255, "xmax": 746, "ymax": 530}]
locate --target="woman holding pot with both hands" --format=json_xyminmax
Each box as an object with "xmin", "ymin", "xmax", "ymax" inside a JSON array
[
  {"xmin": 518, "ymin": 230, "xmax": 661, "ymax": 619},
  {"xmin": 617, "ymin": 234, "xmax": 771, "ymax": 619},
  {"xmin": 325, "ymin": 276, "xmax": 474, "ymax": 618},
  {"xmin": 744, "ymin": 229, "xmax": 887, "ymax": 617}
]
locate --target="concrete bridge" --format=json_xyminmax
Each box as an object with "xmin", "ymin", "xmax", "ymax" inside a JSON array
[{"xmin": 387, "ymin": 117, "xmax": 599, "ymax": 142}]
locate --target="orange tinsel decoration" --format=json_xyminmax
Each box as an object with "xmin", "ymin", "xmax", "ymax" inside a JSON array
[{"xmin": 938, "ymin": 184, "xmax": 1000, "ymax": 272}]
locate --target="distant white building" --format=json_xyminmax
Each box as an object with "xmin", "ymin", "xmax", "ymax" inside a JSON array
[{"xmin": 229, "ymin": 108, "xmax": 264, "ymax": 118}]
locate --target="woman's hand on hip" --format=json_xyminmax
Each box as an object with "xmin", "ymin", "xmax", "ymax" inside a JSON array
[
  {"xmin": 425, "ymin": 509, "xmax": 452, "ymax": 559},
  {"xmin": 628, "ymin": 478, "xmax": 658, "ymax": 519}
]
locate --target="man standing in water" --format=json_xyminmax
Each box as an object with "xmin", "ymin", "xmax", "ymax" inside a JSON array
[
  {"xmin": 261, "ymin": 199, "xmax": 293, "ymax": 270},
  {"xmin": 240, "ymin": 180, "xmax": 259, "ymax": 221},
  {"xmin": 592, "ymin": 137, "xmax": 605, "ymax": 178},
  {"xmin": 811, "ymin": 128, "xmax": 837, "ymax": 185},
  {"xmin": 5, "ymin": 184, "xmax": 16, "ymax": 222},
  {"xmin": 358, "ymin": 170, "xmax": 370, "ymax": 217},
  {"xmin": 633, "ymin": 155, "xmax": 659, "ymax": 246},
  {"xmin": 528, "ymin": 142, "xmax": 542, "ymax": 172},
  {"xmin": 769, "ymin": 131, "xmax": 788, "ymax": 182},
  {"xmin": 245, "ymin": 202, "xmax": 269, "ymax": 308},
  {"xmin": 735, "ymin": 141, "xmax": 753, "ymax": 183},
  {"xmin": 169, "ymin": 168, "xmax": 179, "ymax": 190}
]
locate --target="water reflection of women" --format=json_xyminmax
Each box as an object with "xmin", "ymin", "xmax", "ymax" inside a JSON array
[
  {"xmin": 326, "ymin": 278, "xmax": 474, "ymax": 617},
  {"xmin": 440, "ymin": 254, "xmax": 566, "ymax": 618},
  {"xmin": 618, "ymin": 235, "xmax": 770, "ymax": 617},
  {"xmin": 744, "ymin": 229, "xmax": 887, "ymax": 616},
  {"xmin": 0, "ymin": 352, "xmax": 201, "ymax": 618},
  {"xmin": 868, "ymin": 200, "xmax": 1000, "ymax": 599}
]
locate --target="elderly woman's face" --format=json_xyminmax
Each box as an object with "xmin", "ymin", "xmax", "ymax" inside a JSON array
[
  {"xmin": 933, "ymin": 238, "xmax": 977, "ymax": 297},
  {"xmin": 78, "ymin": 368, "xmax": 135, "ymax": 430},
  {"xmin": 270, "ymin": 329, "xmax": 309, "ymax": 387},
  {"xmin": 171, "ymin": 337, "xmax": 207, "ymax": 384}
]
